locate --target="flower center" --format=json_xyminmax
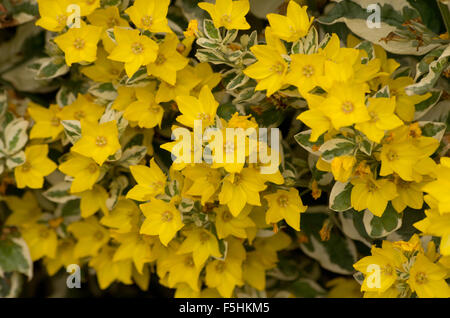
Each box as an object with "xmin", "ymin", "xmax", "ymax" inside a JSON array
[
  {"xmin": 51, "ymin": 116, "xmax": 60, "ymax": 126},
  {"xmin": 369, "ymin": 111, "xmax": 379, "ymax": 122},
  {"xmin": 154, "ymin": 54, "xmax": 166, "ymax": 65},
  {"xmin": 74, "ymin": 110, "xmax": 85, "ymax": 120},
  {"xmin": 73, "ymin": 38, "xmax": 85, "ymax": 50},
  {"xmin": 277, "ymin": 195, "xmax": 289, "ymax": 207},
  {"xmin": 302, "ymin": 65, "xmax": 315, "ymax": 78},
  {"xmin": 415, "ymin": 272, "xmax": 428, "ymax": 284},
  {"xmin": 87, "ymin": 163, "xmax": 98, "ymax": 174},
  {"xmin": 94, "ymin": 230, "xmax": 104, "ymax": 241},
  {"xmin": 57, "ymin": 14, "xmax": 67, "ymax": 26},
  {"xmin": 21, "ymin": 162, "xmax": 32, "ymax": 172},
  {"xmin": 215, "ymin": 261, "xmax": 226, "ymax": 273},
  {"xmin": 199, "ymin": 231, "xmax": 210, "ymax": 243},
  {"xmin": 107, "ymin": 17, "xmax": 119, "ymax": 28},
  {"xmin": 95, "ymin": 136, "xmax": 108, "ymax": 147},
  {"xmin": 39, "ymin": 228, "xmax": 50, "ymax": 238},
  {"xmin": 367, "ymin": 181, "xmax": 378, "ymax": 193},
  {"xmin": 222, "ymin": 211, "xmax": 233, "ymax": 222},
  {"xmin": 271, "ymin": 62, "xmax": 285, "ymax": 75},
  {"xmin": 197, "ymin": 113, "xmax": 211, "ymax": 121},
  {"xmin": 221, "ymin": 14, "xmax": 232, "ymax": 25},
  {"xmin": 184, "ymin": 255, "xmax": 195, "ymax": 267},
  {"xmin": 141, "ymin": 15, "xmax": 153, "ymax": 27},
  {"xmin": 151, "ymin": 105, "xmax": 161, "ymax": 113},
  {"xmin": 386, "ymin": 149, "xmax": 398, "ymax": 161},
  {"xmin": 131, "ymin": 42, "xmax": 144, "ymax": 55},
  {"xmin": 161, "ymin": 211, "xmax": 173, "ymax": 222},
  {"xmin": 341, "ymin": 101, "xmax": 354, "ymax": 114}
]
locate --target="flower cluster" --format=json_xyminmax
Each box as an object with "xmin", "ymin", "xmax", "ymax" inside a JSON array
[{"xmin": 0, "ymin": 0, "xmax": 448, "ymax": 298}]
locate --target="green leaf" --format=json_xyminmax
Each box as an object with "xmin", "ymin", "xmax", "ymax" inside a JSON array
[
  {"xmin": 43, "ymin": 181, "xmax": 78, "ymax": 204},
  {"xmin": 0, "ymin": 237, "xmax": 32, "ymax": 277},
  {"xmin": 61, "ymin": 120, "xmax": 81, "ymax": 144},
  {"xmin": 319, "ymin": 138, "xmax": 356, "ymax": 162},
  {"xmin": 362, "ymin": 203, "xmax": 402, "ymax": 238},
  {"xmin": 419, "ymin": 121, "xmax": 446, "ymax": 141},
  {"xmin": 35, "ymin": 57, "xmax": 69, "ymax": 80},
  {"xmin": 406, "ymin": 46, "xmax": 450, "ymax": 95},
  {"xmin": 294, "ymin": 130, "xmax": 325, "ymax": 155},
  {"xmin": 299, "ymin": 212, "xmax": 357, "ymax": 274},
  {"xmin": 88, "ymin": 82, "xmax": 118, "ymax": 101},
  {"xmin": 329, "ymin": 181, "xmax": 353, "ymax": 212},
  {"xmin": 414, "ymin": 90, "xmax": 442, "ymax": 120},
  {"xmin": 225, "ymin": 72, "xmax": 249, "ymax": 90},
  {"xmin": 203, "ymin": 19, "xmax": 221, "ymax": 41},
  {"xmin": 4, "ymin": 118, "xmax": 28, "ymax": 155},
  {"xmin": 118, "ymin": 145, "xmax": 147, "ymax": 168},
  {"xmin": 6, "ymin": 150, "xmax": 25, "ymax": 169}
]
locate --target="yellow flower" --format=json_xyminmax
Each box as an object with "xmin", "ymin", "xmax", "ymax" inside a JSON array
[
  {"xmin": 100, "ymin": 198, "xmax": 141, "ymax": 233},
  {"xmin": 353, "ymin": 242, "xmax": 407, "ymax": 294},
  {"xmin": 162, "ymin": 253, "xmax": 203, "ymax": 291},
  {"xmin": 28, "ymin": 102, "xmax": 63, "ymax": 140},
  {"xmin": 54, "ymin": 24, "xmax": 102, "ymax": 66},
  {"xmin": 392, "ymin": 178, "xmax": 424, "ymax": 213},
  {"xmin": 125, "ymin": 0, "xmax": 171, "ymax": 33},
  {"xmin": 58, "ymin": 153, "xmax": 100, "ymax": 193},
  {"xmin": 215, "ymin": 205, "xmax": 255, "ymax": 239},
  {"xmin": 267, "ymin": 1, "xmax": 313, "ymax": 42},
  {"xmin": 297, "ymin": 94, "xmax": 331, "ymax": 142},
  {"xmin": 89, "ymin": 246, "xmax": 133, "ymax": 290},
  {"xmin": 407, "ymin": 254, "xmax": 450, "ymax": 298},
  {"xmin": 22, "ymin": 223, "xmax": 58, "ymax": 261},
  {"xmin": 15, "ymin": 144, "xmax": 57, "ymax": 189},
  {"xmin": 191, "ymin": 62, "xmax": 222, "ymax": 96},
  {"xmin": 182, "ymin": 165, "xmax": 221, "ymax": 204},
  {"xmin": 219, "ymin": 168, "xmax": 267, "ymax": 216},
  {"xmin": 264, "ymin": 188, "xmax": 307, "ymax": 231},
  {"xmin": 35, "ymin": 0, "xmax": 73, "ymax": 32},
  {"xmin": 387, "ymin": 77, "xmax": 431, "ymax": 122},
  {"xmin": 286, "ymin": 53, "xmax": 325, "ymax": 95},
  {"xmin": 321, "ymin": 82, "xmax": 370, "ymax": 130},
  {"xmin": 81, "ymin": 48, "xmax": 123, "ymax": 83},
  {"xmin": 57, "ymin": 94, "xmax": 104, "ymax": 122},
  {"xmin": 199, "ymin": 0, "xmax": 250, "ymax": 30},
  {"xmin": 71, "ymin": 120, "xmax": 121, "ymax": 166},
  {"xmin": 74, "ymin": 0, "xmax": 101, "ymax": 16},
  {"xmin": 355, "ymin": 97, "xmax": 403, "ymax": 143},
  {"xmin": 123, "ymin": 87, "xmax": 164, "ymax": 128},
  {"xmin": 87, "ymin": 6, "xmax": 129, "ymax": 53},
  {"xmin": 205, "ymin": 238, "xmax": 246, "ymax": 297},
  {"xmin": 184, "ymin": 20, "xmax": 199, "ymax": 38},
  {"xmin": 326, "ymin": 278, "xmax": 362, "ymax": 298},
  {"xmin": 108, "ymin": 27, "xmax": 158, "ymax": 78},
  {"xmin": 330, "ymin": 155, "xmax": 356, "ymax": 183},
  {"xmin": 147, "ymin": 34, "xmax": 189, "ymax": 85},
  {"xmin": 379, "ymin": 131, "xmax": 423, "ymax": 181},
  {"xmin": 242, "ymin": 251, "xmax": 269, "ymax": 291},
  {"xmin": 112, "ymin": 232, "xmax": 158, "ymax": 274},
  {"xmin": 244, "ymin": 28, "xmax": 287, "ymax": 96},
  {"xmin": 351, "ymin": 176, "xmax": 398, "ymax": 217},
  {"xmin": 5, "ymin": 192, "xmax": 41, "ymax": 227},
  {"xmin": 112, "ymin": 86, "xmax": 138, "ymax": 111},
  {"xmin": 127, "ymin": 158, "xmax": 166, "ymax": 201},
  {"xmin": 414, "ymin": 196, "xmax": 450, "ymax": 255},
  {"xmin": 176, "ymin": 85, "xmax": 218, "ymax": 129},
  {"xmin": 421, "ymin": 157, "xmax": 450, "ymax": 214},
  {"xmin": 78, "ymin": 185, "xmax": 109, "ymax": 218},
  {"xmin": 139, "ymin": 199, "xmax": 184, "ymax": 246},
  {"xmin": 44, "ymin": 239, "xmax": 79, "ymax": 276},
  {"xmin": 176, "ymin": 229, "xmax": 222, "ymax": 267},
  {"xmin": 68, "ymin": 216, "xmax": 110, "ymax": 258},
  {"xmin": 156, "ymin": 65, "xmax": 201, "ymax": 103}
]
